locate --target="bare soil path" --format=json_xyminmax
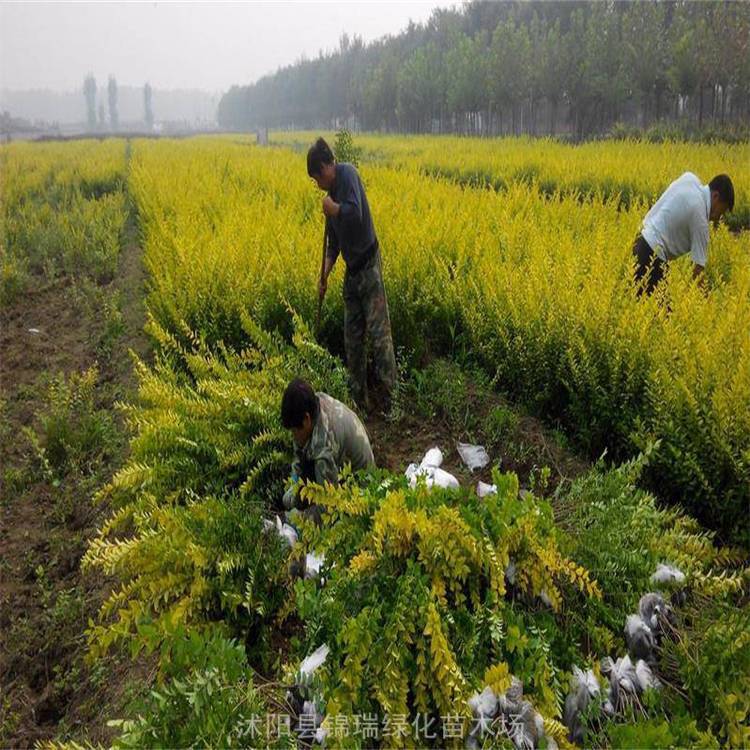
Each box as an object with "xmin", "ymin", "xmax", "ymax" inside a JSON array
[{"xmin": 0, "ymin": 193, "xmax": 152, "ymax": 747}]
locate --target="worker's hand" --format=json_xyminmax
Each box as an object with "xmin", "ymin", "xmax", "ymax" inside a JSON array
[
  {"xmin": 318, "ymin": 275, "xmax": 328, "ymax": 299},
  {"xmin": 322, "ymin": 196, "xmax": 340, "ymax": 218},
  {"xmin": 282, "ymin": 485, "xmax": 297, "ymax": 511},
  {"xmin": 693, "ymin": 264, "xmax": 709, "ymax": 296}
]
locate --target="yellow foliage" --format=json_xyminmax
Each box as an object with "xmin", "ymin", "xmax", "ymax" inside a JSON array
[
  {"xmin": 423, "ymin": 598, "xmax": 469, "ymax": 717},
  {"xmin": 270, "ymin": 130, "xmax": 750, "ymax": 209},
  {"xmin": 483, "ymin": 662, "xmax": 512, "ymax": 695},
  {"xmin": 348, "ymin": 550, "xmax": 377, "ymax": 575}
]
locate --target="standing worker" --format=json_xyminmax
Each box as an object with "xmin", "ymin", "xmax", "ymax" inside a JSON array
[
  {"xmin": 307, "ymin": 137, "xmax": 397, "ymax": 416},
  {"xmin": 632, "ymin": 172, "xmax": 734, "ymax": 296}
]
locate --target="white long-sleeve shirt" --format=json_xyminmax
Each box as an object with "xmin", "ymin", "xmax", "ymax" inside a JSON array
[{"xmin": 641, "ymin": 172, "xmax": 711, "ymax": 266}]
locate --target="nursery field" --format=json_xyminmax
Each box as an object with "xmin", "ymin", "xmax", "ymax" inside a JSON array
[
  {"xmin": 269, "ymin": 131, "xmax": 750, "ymax": 230},
  {"xmin": 1, "ymin": 134, "xmax": 749, "ymax": 748}
]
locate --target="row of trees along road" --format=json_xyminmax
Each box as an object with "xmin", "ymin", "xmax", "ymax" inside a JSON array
[
  {"xmin": 218, "ymin": 0, "xmax": 750, "ymax": 138},
  {"xmin": 83, "ymin": 76, "xmax": 154, "ymax": 132}
]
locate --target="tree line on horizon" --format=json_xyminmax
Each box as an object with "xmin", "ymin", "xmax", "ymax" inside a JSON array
[
  {"xmin": 217, "ymin": 0, "xmax": 750, "ymax": 139},
  {"xmin": 83, "ymin": 75, "xmax": 154, "ymax": 132}
]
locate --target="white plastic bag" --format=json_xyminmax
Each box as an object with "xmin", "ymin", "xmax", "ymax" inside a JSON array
[
  {"xmin": 433, "ymin": 467, "xmax": 460, "ymax": 489},
  {"xmin": 405, "ymin": 463, "xmax": 420, "ymax": 481},
  {"xmin": 625, "ymin": 614, "xmax": 656, "ymax": 661},
  {"xmin": 564, "ymin": 667, "xmax": 600, "ymax": 743},
  {"xmin": 301, "ymin": 700, "xmax": 324, "ymax": 729},
  {"xmin": 639, "ymin": 592, "xmax": 670, "ymax": 631},
  {"xmin": 477, "ymin": 481, "xmax": 497, "ymax": 498},
  {"xmin": 406, "ymin": 462, "xmax": 459, "ymax": 491},
  {"xmin": 650, "ymin": 563, "xmax": 686, "ymax": 586},
  {"xmin": 610, "ymin": 655, "xmax": 638, "ymax": 699},
  {"xmin": 406, "ymin": 464, "xmax": 432, "ymax": 489},
  {"xmin": 457, "ymin": 442, "xmax": 490, "ymax": 471},
  {"xmin": 299, "ymin": 644, "xmax": 329, "ymax": 681},
  {"xmin": 421, "ymin": 447, "xmax": 444, "ymax": 469},
  {"xmin": 571, "ymin": 667, "xmax": 600, "ymax": 699},
  {"xmin": 507, "ymin": 700, "xmax": 538, "ymax": 750},
  {"xmin": 635, "ymin": 659, "xmax": 660, "ymax": 692},
  {"xmin": 468, "ymin": 685, "xmax": 498, "ymax": 718},
  {"xmin": 275, "ymin": 515, "xmax": 299, "ymax": 548},
  {"xmin": 305, "ymin": 552, "xmax": 325, "ymax": 580}
]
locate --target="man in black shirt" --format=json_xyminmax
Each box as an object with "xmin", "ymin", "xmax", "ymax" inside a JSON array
[{"xmin": 307, "ymin": 137, "xmax": 397, "ymax": 414}]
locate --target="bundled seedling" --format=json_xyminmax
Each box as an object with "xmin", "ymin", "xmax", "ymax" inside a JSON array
[{"xmin": 286, "ymin": 468, "xmax": 600, "ymax": 748}]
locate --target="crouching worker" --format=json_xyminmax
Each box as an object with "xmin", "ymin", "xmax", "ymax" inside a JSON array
[{"xmin": 281, "ymin": 378, "xmax": 375, "ymax": 523}]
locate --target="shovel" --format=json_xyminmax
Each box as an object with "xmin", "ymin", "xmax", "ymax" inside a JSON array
[{"xmin": 315, "ymin": 222, "xmax": 328, "ymax": 336}]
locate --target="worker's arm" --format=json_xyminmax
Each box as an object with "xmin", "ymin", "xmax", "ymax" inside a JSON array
[
  {"xmin": 324, "ymin": 166, "xmax": 364, "ymax": 230},
  {"xmin": 314, "ymin": 448, "xmax": 339, "ymax": 486},
  {"xmin": 322, "ymin": 195, "xmax": 340, "ymax": 218},
  {"xmin": 689, "ymin": 214, "xmax": 709, "ymax": 268},
  {"xmin": 338, "ymin": 178, "xmax": 364, "ymax": 228},
  {"xmin": 688, "ymin": 213, "xmax": 709, "ymax": 293},
  {"xmin": 291, "ymin": 450, "xmax": 303, "ymax": 480},
  {"xmin": 692, "ymin": 263, "xmax": 709, "ymax": 294},
  {"xmin": 283, "ymin": 453, "xmax": 304, "ymax": 509}
]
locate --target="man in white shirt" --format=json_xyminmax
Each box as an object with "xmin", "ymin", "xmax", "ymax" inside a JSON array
[{"xmin": 632, "ymin": 172, "xmax": 734, "ymax": 296}]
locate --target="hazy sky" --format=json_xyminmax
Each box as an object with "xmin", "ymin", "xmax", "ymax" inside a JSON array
[{"xmin": 1, "ymin": 1, "xmax": 451, "ymax": 93}]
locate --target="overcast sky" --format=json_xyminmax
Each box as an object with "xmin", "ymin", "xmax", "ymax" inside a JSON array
[{"xmin": 1, "ymin": 1, "xmax": 451, "ymax": 93}]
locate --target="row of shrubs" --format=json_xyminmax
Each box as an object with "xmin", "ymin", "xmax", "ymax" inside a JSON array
[{"xmin": 0, "ymin": 140, "xmax": 128, "ymax": 306}]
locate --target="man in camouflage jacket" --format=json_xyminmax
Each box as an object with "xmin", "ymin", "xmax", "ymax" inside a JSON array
[
  {"xmin": 307, "ymin": 137, "xmax": 397, "ymax": 414},
  {"xmin": 280, "ymin": 378, "xmax": 374, "ymax": 519}
]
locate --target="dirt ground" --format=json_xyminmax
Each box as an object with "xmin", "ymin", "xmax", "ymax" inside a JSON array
[
  {"xmin": 0, "ymin": 211, "xmax": 152, "ymax": 747},
  {"xmin": 367, "ymin": 396, "xmax": 589, "ymax": 497}
]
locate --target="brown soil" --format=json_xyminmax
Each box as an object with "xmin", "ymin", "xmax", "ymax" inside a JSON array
[
  {"xmin": 366, "ymin": 397, "xmax": 589, "ymax": 496},
  {"xmin": 0, "ymin": 206, "xmax": 153, "ymax": 747}
]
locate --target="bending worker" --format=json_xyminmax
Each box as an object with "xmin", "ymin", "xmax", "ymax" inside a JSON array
[
  {"xmin": 307, "ymin": 137, "xmax": 397, "ymax": 415},
  {"xmin": 632, "ymin": 171, "xmax": 734, "ymax": 296},
  {"xmin": 281, "ymin": 378, "xmax": 374, "ymax": 519}
]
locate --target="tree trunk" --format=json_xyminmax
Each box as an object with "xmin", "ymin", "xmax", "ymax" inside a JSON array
[
  {"xmin": 549, "ymin": 99, "xmax": 556, "ymax": 135},
  {"xmin": 711, "ymin": 84, "xmax": 716, "ymax": 121},
  {"xmin": 698, "ymin": 86, "xmax": 704, "ymax": 128}
]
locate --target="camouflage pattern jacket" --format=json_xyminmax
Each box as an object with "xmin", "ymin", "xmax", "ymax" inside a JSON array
[{"xmin": 291, "ymin": 392, "xmax": 375, "ymax": 487}]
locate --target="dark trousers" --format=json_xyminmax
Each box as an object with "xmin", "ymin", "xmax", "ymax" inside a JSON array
[
  {"xmin": 632, "ymin": 235, "xmax": 665, "ymax": 297},
  {"xmin": 343, "ymin": 248, "xmax": 397, "ymax": 408}
]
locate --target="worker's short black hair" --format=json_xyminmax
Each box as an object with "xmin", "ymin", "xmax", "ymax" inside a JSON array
[
  {"xmin": 709, "ymin": 174, "xmax": 734, "ymax": 212},
  {"xmin": 307, "ymin": 137, "xmax": 334, "ymax": 178},
  {"xmin": 281, "ymin": 378, "xmax": 319, "ymax": 428}
]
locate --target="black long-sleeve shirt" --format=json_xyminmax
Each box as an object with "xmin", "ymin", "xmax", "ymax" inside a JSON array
[{"xmin": 325, "ymin": 163, "xmax": 378, "ymax": 274}]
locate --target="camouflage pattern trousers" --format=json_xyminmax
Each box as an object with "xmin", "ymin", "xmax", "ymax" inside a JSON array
[{"xmin": 343, "ymin": 249, "xmax": 397, "ymax": 408}]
